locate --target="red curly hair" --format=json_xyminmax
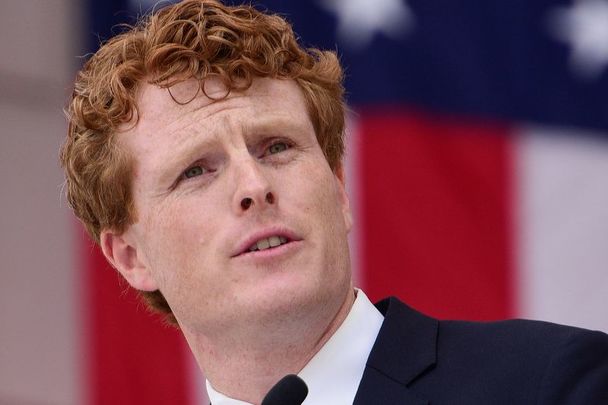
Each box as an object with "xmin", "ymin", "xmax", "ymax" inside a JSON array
[{"xmin": 61, "ymin": 0, "xmax": 346, "ymax": 324}]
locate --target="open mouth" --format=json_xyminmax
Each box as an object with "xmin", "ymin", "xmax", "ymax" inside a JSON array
[
  {"xmin": 247, "ymin": 235, "xmax": 290, "ymax": 252},
  {"xmin": 232, "ymin": 229, "xmax": 301, "ymax": 258}
]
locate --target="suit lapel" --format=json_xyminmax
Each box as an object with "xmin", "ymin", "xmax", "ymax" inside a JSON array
[{"xmin": 353, "ymin": 297, "xmax": 438, "ymax": 405}]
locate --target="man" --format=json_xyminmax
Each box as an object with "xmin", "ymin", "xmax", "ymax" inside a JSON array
[{"xmin": 61, "ymin": 1, "xmax": 608, "ymax": 404}]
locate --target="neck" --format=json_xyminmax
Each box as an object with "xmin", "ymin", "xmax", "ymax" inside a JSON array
[{"xmin": 184, "ymin": 287, "xmax": 356, "ymax": 404}]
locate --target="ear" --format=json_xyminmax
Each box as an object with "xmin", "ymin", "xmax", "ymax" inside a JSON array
[
  {"xmin": 100, "ymin": 228, "xmax": 159, "ymax": 291},
  {"xmin": 334, "ymin": 164, "xmax": 353, "ymax": 233}
]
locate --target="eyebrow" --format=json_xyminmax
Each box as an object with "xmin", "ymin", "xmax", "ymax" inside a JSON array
[
  {"xmin": 243, "ymin": 115, "xmax": 310, "ymax": 138},
  {"xmin": 153, "ymin": 134, "xmax": 218, "ymax": 189}
]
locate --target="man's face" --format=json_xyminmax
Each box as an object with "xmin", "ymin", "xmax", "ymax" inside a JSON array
[{"xmin": 111, "ymin": 78, "xmax": 352, "ymax": 335}]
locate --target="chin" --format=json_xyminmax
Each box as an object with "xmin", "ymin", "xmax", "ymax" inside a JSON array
[{"xmin": 241, "ymin": 277, "xmax": 332, "ymax": 318}]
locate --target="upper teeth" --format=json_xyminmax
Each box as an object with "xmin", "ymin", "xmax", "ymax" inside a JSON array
[{"xmin": 249, "ymin": 236, "xmax": 288, "ymax": 252}]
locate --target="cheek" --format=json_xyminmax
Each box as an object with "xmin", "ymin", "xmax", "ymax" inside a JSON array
[
  {"xmin": 140, "ymin": 198, "xmax": 216, "ymax": 277},
  {"xmin": 289, "ymin": 166, "xmax": 346, "ymax": 229}
]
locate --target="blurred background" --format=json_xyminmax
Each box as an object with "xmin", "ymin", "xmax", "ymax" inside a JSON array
[{"xmin": 1, "ymin": 0, "xmax": 607, "ymax": 404}]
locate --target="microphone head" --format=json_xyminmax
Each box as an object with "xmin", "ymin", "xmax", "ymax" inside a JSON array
[{"xmin": 260, "ymin": 374, "xmax": 308, "ymax": 405}]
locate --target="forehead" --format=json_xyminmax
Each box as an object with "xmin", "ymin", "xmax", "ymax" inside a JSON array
[{"xmin": 131, "ymin": 77, "xmax": 310, "ymax": 136}]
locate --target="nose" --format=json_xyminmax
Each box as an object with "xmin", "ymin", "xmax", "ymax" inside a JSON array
[
  {"xmin": 233, "ymin": 156, "xmax": 276, "ymax": 214},
  {"xmin": 241, "ymin": 192, "xmax": 274, "ymax": 210}
]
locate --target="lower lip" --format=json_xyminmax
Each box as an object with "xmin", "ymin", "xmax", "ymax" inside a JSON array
[{"xmin": 235, "ymin": 240, "xmax": 303, "ymax": 263}]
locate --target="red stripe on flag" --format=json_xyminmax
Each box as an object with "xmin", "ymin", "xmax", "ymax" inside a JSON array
[
  {"xmin": 81, "ymin": 232, "xmax": 193, "ymax": 404},
  {"xmin": 359, "ymin": 108, "xmax": 514, "ymax": 320}
]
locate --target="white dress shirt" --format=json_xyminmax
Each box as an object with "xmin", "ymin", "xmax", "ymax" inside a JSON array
[{"xmin": 206, "ymin": 289, "xmax": 384, "ymax": 404}]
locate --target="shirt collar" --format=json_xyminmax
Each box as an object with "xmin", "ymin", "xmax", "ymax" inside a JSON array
[{"xmin": 206, "ymin": 289, "xmax": 384, "ymax": 405}]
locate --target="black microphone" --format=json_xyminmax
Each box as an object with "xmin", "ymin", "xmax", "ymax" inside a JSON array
[{"xmin": 260, "ymin": 374, "xmax": 308, "ymax": 405}]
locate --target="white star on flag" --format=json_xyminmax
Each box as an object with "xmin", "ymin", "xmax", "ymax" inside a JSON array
[
  {"xmin": 547, "ymin": 0, "xmax": 608, "ymax": 80},
  {"xmin": 318, "ymin": 0, "xmax": 414, "ymax": 50}
]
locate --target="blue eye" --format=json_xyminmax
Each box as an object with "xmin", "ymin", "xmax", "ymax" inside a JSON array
[
  {"xmin": 184, "ymin": 165, "xmax": 205, "ymax": 178},
  {"xmin": 268, "ymin": 142, "xmax": 289, "ymax": 155}
]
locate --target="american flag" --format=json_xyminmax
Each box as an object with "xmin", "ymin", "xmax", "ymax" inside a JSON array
[{"xmin": 80, "ymin": 0, "xmax": 608, "ymax": 403}]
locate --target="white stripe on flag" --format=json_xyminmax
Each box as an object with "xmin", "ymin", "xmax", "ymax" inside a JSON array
[{"xmin": 516, "ymin": 127, "xmax": 608, "ymax": 332}]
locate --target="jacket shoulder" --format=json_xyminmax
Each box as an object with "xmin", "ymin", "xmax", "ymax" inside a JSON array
[
  {"xmin": 437, "ymin": 318, "xmax": 608, "ymax": 404},
  {"xmin": 375, "ymin": 297, "xmax": 608, "ymax": 404}
]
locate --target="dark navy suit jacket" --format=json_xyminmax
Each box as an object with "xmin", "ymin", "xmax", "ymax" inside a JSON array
[{"xmin": 353, "ymin": 297, "xmax": 608, "ymax": 404}]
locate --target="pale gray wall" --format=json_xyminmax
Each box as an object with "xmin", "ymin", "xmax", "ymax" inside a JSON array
[{"xmin": 0, "ymin": 1, "xmax": 84, "ymax": 404}]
